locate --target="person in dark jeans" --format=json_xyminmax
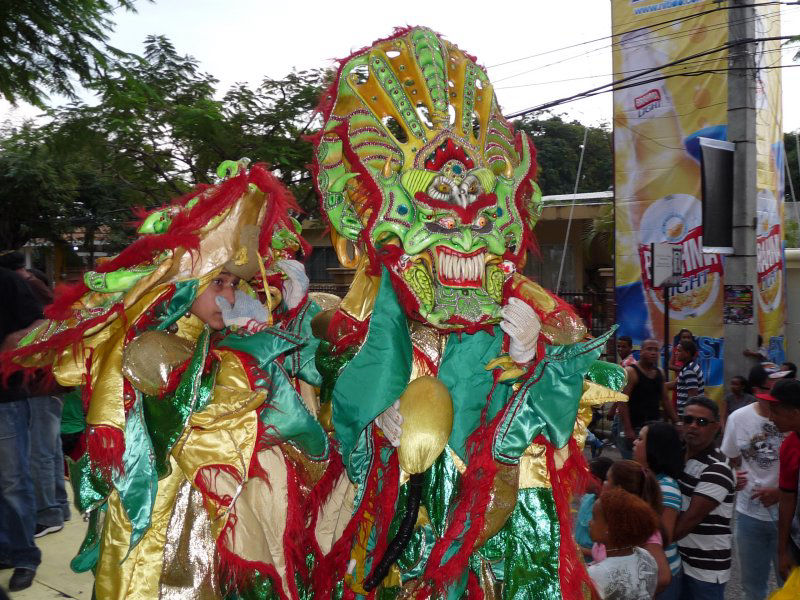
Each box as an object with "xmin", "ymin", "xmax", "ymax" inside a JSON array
[
  {"xmin": 0, "ymin": 266, "xmax": 44, "ymax": 592},
  {"xmin": 617, "ymin": 339, "xmax": 678, "ymax": 458}
]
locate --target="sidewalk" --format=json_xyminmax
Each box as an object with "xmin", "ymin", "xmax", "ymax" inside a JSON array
[{"xmin": 1, "ymin": 490, "xmax": 93, "ymax": 599}]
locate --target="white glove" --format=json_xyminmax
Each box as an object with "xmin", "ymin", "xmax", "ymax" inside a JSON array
[
  {"xmin": 374, "ymin": 400, "xmax": 403, "ymax": 447},
  {"xmin": 276, "ymin": 259, "xmax": 310, "ymax": 310},
  {"xmin": 500, "ymin": 297, "xmax": 541, "ymax": 364},
  {"xmin": 215, "ymin": 290, "xmax": 268, "ymax": 328}
]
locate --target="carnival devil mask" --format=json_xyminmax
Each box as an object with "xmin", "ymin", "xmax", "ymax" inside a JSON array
[{"xmin": 313, "ymin": 27, "xmax": 542, "ymax": 331}]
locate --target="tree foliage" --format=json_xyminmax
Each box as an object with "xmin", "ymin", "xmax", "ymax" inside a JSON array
[
  {"xmin": 0, "ymin": 36, "xmax": 621, "ymax": 257},
  {"xmin": 515, "ymin": 115, "xmax": 613, "ymax": 195},
  {"xmin": 0, "ymin": 35, "xmax": 328, "ymax": 251},
  {"xmin": 0, "ymin": 0, "xmax": 141, "ymax": 106}
]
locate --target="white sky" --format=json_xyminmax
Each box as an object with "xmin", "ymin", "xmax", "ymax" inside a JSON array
[{"xmin": 2, "ymin": 0, "xmax": 799, "ymax": 130}]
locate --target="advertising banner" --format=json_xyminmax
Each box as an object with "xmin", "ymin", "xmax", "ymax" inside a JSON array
[{"xmin": 611, "ymin": 0, "xmax": 784, "ymax": 401}]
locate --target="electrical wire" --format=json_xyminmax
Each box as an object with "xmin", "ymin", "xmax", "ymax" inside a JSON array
[
  {"xmin": 503, "ymin": 35, "xmax": 797, "ymax": 118},
  {"xmin": 489, "ymin": 5, "xmax": 789, "ymax": 85},
  {"xmin": 486, "ymin": 1, "xmax": 796, "ymax": 70},
  {"xmin": 494, "ymin": 45, "xmax": 785, "ymax": 90}
]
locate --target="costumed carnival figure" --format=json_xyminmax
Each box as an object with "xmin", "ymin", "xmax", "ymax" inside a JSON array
[
  {"xmin": 307, "ymin": 27, "xmax": 627, "ymax": 599},
  {"xmin": 4, "ymin": 160, "xmax": 339, "ymax": 600}
]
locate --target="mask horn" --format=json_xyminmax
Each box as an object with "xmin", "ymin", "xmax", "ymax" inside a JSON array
[{"xmin": 331, "ymin": 229, "xmax": 362, "ymax": 269}]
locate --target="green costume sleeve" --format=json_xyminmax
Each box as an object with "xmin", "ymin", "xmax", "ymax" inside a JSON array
[
  {"xmin": 332, "ymin": 268, "xmax": 412, "ymax": 480},
  {"xmin": 281, "ymin": 299, "xmax": 324, "ymax": 386},
  {"xmin": 219, "ymin": 328, "xmax": 329, "ymax": 460},
  {"xmin": 493, "ymin": 329, "xmax": 615, "ymax": 462},
  {"xmin": 436, "ymin": 327, "xmax": 513, "ymax": 461}
]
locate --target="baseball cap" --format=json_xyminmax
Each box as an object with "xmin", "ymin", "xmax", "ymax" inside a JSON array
[
  {"xmin": 763, "ymin": 378, "xmax": 800, "ymax": 407},
  {"xmin": 768, "ymin": 370, "xmax": 792, "ymax": 379},
  {"xmin": 755, "ymin": 390, "xmax": 776, "ymax": 402}
]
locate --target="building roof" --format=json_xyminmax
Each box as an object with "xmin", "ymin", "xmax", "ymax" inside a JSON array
[{"xmin": 541, "ymin": 191, "xmax": 613, "ymax": 205}]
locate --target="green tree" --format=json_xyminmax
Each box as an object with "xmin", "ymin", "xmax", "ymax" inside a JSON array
[
  {"xmin": 0, "ymin": 36, "xmax": 329, "ymax": 251},
  {"xmin": 514, "ymin": 114, "xmax": 613, "ymax": 195},
  {"xmin": 0, "ymin": 0, "xmax": 142, "ymax": 106}
]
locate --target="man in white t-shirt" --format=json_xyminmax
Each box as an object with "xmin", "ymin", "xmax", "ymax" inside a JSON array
[{"xmin": 720, "ymin": 391, "xmax": 785, "ymax": 600}]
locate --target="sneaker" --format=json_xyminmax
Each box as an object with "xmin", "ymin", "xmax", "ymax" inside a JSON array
[
  {"xmin": 8, "ymin": 567, "xmax": 35, "ymax": 591},
  {"xmin": 33, "ymin": 523, "xmax": 63, "ymax": 538}
]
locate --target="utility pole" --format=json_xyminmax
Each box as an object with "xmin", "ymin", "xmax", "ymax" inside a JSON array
[{"xmin": 723, "ymin": 0, "xmax": 760, "ymax": 385}]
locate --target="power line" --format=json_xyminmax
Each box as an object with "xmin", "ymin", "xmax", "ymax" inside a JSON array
[
  {"xmin": 491, "ymin": 6, "xmax": 789, "ymax": 85},
  {"xmin": 503, "ymin": 35, "xmax": 797, "ymax": 118},
  {"xmin": 495, "ymin": 45, "xmax": 786, "ymax": 90},
  {"xmin": 513, "ymin": 63, "xmax": 799, "ymax": 119},
  {"xmin": 486, "ymin": 1, "xmax": 797, "ymax": 70}
]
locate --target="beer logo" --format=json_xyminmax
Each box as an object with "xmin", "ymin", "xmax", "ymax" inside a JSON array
[
  {"xmin": 756, "ymin": 190, "xmax": 783, "ymax": 312},
  {"xmin": 634, "ymin": 89, "xmax": 661, "ymax": 110}
]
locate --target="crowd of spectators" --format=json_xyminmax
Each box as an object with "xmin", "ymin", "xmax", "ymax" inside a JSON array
[{"xmin": 583, "ymin": 329, "xmax": 800, "ymax": 600}]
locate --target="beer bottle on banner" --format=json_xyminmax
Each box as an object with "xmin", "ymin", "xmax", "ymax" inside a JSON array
[
  {"xmin": 617, "ymin": 29, "xmax": 687, "ymax": 184},
  {"xmin": 756, "ymin": 189, "xmax": 785, "ymax": 344},
  {"xmin": 637, "ymin": 194, "xmax": 724, "ymax": 345},
  {"xmin": 615, "ymin": 29, "xmax": 715, "ymax": 344}
]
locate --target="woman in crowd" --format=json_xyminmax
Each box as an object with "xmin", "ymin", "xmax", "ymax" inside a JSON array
[
  {"xmin": 633, "ymin": 423, "xmax": 684, "ymax": 599},
  {"xmin": 600, "ymin": 460, "xmax": 672, "ymax": 594},
  {"xmin": 588, "ymin": 488, "xmax": 660, "ymax": 599}
]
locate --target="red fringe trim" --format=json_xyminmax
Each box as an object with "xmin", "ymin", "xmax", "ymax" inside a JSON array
[
  {"xmin": 306, "ymin": 447, "xmax": 346, "ymax": 558},
  {"xmin": 543, "ymin": 436, "xmax": 594, "ymax": 600},
  {"xmin": 327, "ymin": 310, "xmax": 369, "ymax": 354},
  {"xmin": 310, "ymin": 433, "xmax": 397, "ymax": 598},
  {"xmin": 282, "ymin": 456, "xmax": 309, "ymax": 597},
  {"xmin": 87, "ymin": 425, "xmax": 125, "ymax": 478},
  {"xmin": 509, "ymin": 133, "xmax": 540, "ymax": 268},
  {"xmin": 420, "ymin": 411, "xmax": 503, "ymax": 595},
  {"xmin": 248, "ymin": 164, "xmax": 312, "ymax": 259},
  {"xmin": 195, "ymin": 464, "xmax": 243, "ymax": 508},
  {"xmin": 217, "ymin": 526, "xmax": 291, "ymax": 600},
  {"xmin": 466, "ymin": 570, "xmax": 485, "ymax": 599}
]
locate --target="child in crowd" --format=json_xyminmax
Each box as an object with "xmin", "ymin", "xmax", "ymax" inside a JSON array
[
  {"xmin": 598, "ymin": 460, "xmax": 672, "ymax": 594},
  {"xmin": 588, "ymin": 488, "xmax": 659, "ymax": 599},
  {"xmin": 668, "ymin": 329, "xmax": 694, "ymax": 412},
  {"xmin": 721, "ymin": 375, "xmax": 756, "ymax": 429},
  {"xmin": 633, "ymin": 422, "xmax": 684, "ymax": 600},
  {"xmin": 576, "ymin": 456, "xmax": 615, "ymax": 559}
]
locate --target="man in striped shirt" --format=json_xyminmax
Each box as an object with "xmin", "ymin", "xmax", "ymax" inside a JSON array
[
  {"xmin": 667, "ymin": 340, "xmax": 705, "ymax": 417},
  {"xmin": 674, "ymin": 397, "xmax": 735, "ymax": 600}
]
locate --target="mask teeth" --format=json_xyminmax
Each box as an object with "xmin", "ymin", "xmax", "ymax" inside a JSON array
[{"xmin": 435, "ymin": 248, "xmax": 485, "ymax": 287}]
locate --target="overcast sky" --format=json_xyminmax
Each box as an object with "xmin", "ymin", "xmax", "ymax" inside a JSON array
[{"xmin": 2, "ymin": 0, "xmax": 799, "ymax": 131}]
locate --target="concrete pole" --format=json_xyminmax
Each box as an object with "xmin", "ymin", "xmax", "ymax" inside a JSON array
[{"xmin": 723, "ymin": 0, "xmax": 760, "ymax": 386}]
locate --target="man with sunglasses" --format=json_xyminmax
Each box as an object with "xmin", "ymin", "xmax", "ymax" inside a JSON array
[{"xmin": 674, "ymin": 397, "xmax": 735, "ymax": 600}]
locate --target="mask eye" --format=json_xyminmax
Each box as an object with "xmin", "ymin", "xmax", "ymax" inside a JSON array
[
  {"xmin": 474, "ymin": 215, "xmax": 487, "ymax": 228},
  {"xmin": 427, "ymin": 175, "xmax": 454, "ymax": 201},
  {"xmin": 439, "ymin": 217, "xmax": 456, "ymax": 230}
]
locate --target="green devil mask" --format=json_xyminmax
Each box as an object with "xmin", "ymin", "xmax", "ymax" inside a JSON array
[{"xmin": 313, "ymin": 27, "xmax": 542, "ymax": 331}]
